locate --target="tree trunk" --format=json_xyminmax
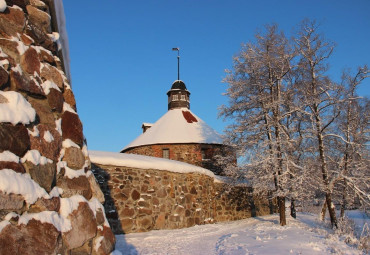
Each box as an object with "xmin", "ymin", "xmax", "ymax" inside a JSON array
[
  {"xmin": 274, "ymin": 79, "xmax": 286, "ymax": 226},
  {"xmin": 290, "ymin": 198, "xmax": 296, "ymax": 218},
  {"xmin": 325, "ymin": 193, "xmax": 337, "ymax": 228},
  {"xmin": 315, "ymin": 110, "xmax": 338, "ymax": 228},
  {"xmin": 320, "ymin": 199, "xmax": 327, "ymax": 221},
  {"xmin": 340, "ymin": 179, "xmax": 347, "ymax": 218},
  {"xmin": 341, "ymin": 105, "xmax": 350, "ymax": 219},
  {"xmin": 279, "ymin": 196, "xmax": 286, "ymax": 226}
]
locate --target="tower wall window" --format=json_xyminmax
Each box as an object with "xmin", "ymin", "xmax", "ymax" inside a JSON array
[
  {"xmin": 201, "ymin": 148, "xmax": 212, "ymax": 160},
  {"xmin": 162, "ymin": 149, "xmax": 170, "ymax": 159},
  {"xmin": 181, "ymin": 95, "xmax": 185, "ymax": 101},
  {"xmin": 172, "ymin": 95, "xmax": 178, "ymax": 101}
]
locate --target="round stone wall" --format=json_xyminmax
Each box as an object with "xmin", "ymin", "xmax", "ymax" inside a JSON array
[{"xmin": 124, "ymin": 143, "xmax": 226, "ymax": 174}]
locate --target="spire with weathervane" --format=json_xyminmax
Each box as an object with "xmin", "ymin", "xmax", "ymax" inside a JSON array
[{"xmin": 167, "ymin": 48, "xmax": 190, "ymax": 110}]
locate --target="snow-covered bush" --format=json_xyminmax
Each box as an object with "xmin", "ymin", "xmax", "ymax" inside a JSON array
[
  {"xmin": 335, "ymin": 216, "xmax": 357, "ymax": 245},
  {"xmin": 332, "ymin": 215, "xmax": 369, "ymax": 253},
  {"xmin": 358, "ymin": 223, "xmax": 369, "ymax": 252}
]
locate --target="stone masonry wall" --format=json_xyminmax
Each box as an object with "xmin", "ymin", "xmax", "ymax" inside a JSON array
[
  {"xmin": 124, "ymin": 143, "xmax": 226, "ymax": 174},
  {"xmin": 92, "ymin": 163, "xmax": 274, "ymax": 234},
  {"xmin": 0, "ymin": 1, "xmax": 115, "ymax": 254}
]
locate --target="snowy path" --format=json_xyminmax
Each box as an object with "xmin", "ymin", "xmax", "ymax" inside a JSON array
[{"xmin": 114, "ymin": 213, "xmax": 364, "ymax": 255}]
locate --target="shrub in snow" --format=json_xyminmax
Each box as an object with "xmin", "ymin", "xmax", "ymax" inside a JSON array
[
  {"xmin": 332, "ymin": 215, "xmax": 370, "ymax": 253},
  {"xmin": 335, "ymin": 216, "xmax": 357, "ymax": 245},
  {"xmin": 359, "ymin": 223, "xmax": 369, "ymax": 252}
]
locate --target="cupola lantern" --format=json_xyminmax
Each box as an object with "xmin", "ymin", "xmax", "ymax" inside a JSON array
[{"xmin": 167, "ymin": 80, "xmax": 190, "ymax": 110}]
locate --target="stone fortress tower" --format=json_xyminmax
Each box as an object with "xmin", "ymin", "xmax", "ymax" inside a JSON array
[{"xmin": 121, "ymin": 79, "xmax": 231, "ymax": 174}]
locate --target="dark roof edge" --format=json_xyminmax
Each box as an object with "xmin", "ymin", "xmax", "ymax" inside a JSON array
[{"xmin": 120, "ymin": 142, "xmax": 225, "ymax": 153}]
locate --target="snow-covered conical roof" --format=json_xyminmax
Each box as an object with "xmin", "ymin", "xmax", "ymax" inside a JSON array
[{"xmin": 121, "ymin": 108, "xmax": 223, "ymax": 152}]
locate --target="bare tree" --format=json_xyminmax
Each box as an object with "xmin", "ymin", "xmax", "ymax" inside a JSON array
[
  {"xmin": 221, "ymin": 19, "xmax": 369, "ymax": 229},
  {"xmin": 335, "ymin": 67, "xmax": 369, "ymax": 216},
  {"xmin": 294, "ymin": 20, "xmax": 341, "ymax": 228},
  {"xmin": 220, "ymin": 24, "xmax": 296, "ymax": 226}
]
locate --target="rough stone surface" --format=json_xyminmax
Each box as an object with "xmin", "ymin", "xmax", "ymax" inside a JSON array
[
  {"xmin": 70, "ymin": 239, "xmax": 93, "ymax": 255},
  {"xmin": 124, "ymin": 143, "xmax": 228, "ymax": 174},
  {"xmin": 41, "ymin": 63, "xmax": 64, "ymax": 90},
  {"xmin": 0, "ymin": 6, "xmax": 26, "ymax": 37},
  {"xmin": 93, "ymin": 226, "xmax": 115, "ymax": 255},
  {"xmin": 28, "ymin": 97, "xmax": 55, "ymax": 127},
  {"xmin": 25, "ymin": 22, "xmax": 56, "ymax": 53},
  {"xmin": 0, "ymin": 123, "xmax": 30, "ymax": 156},
  {"xmin": 0, "ymin": 219, "xmax": 60, "ymax": 255},
  {"xmin": 26, "ymin": 5, "xmax": 51, "ymax": 34},
  {"xmin": 29, "ymin": 0, "xmax": 47, "ymax": 10},
  {"xmin": 20, "ymin": 33, "xmax": 34, "ymax": 45},
  {"xmin": 61, "ymin": 111, "xmax": 84, "ymax": 147},
  {"xmin": 37, "ymin": 47, "xmax": 55, "ymax": 65},
  {"xmin": 63, "ymin": 147, "xmax": 85, "ymax": 170},
  {"xmin": 57, "ymin": 175, "xmax": 92, "ymax": 200},
  {"xmin": 10, "ymin": 70, "xmax": 45, "ymax": 96},
  {"xmin": 0, "ymin": 39, "xmax": 20, "ymax": 63},
  {"xmin": 5, "ymin": 0, "xmax": 30, "ymax": 11},
  {"xmin": 0, "ymin": 93, "xmax": 8, "ymax": 103},
  {"xmin": 23, "ymin": 160, "xmax": 56, "ymax": 192},
  {"xmin": 63, "ymin": 88, "xmax": 76, "ymax": 111},
  {"xmin": 0, "ymin": 191, "xmax": 25, "ymax": 211},
  {"xmin": 0, "ymin": 1, "xmax": 115, "ymax": 253},
  {"xmin": 0, "ymin": 161, "xmax": 26, "ymax": 173},
  {"xmin": 47, "ymin": 87, "xmax": 63, "ymax": 112},
  {"xmin": 0, "ymin": 56, "xmax": 14, "ymax": 72},
  {"xmin": 88, "ymin": 174, "xmax": 105, "ymax": 204},
  {"xmin": 0, "ymin": 66, "xmax": 9, "ymax": 88},
  {"xmin": 29, "ymin": 196, "xmax": 60, "ymax": 213},
  {"xmin": 20, "ymin": 47, "xmax": 40, "ymax": 75},
  {"xmin": 62, "ymin": 202, "xmax": 97, "ymax": 250},
  {"xmin": 29, "ymin": 124, "xmax": 62, "ymax": 161},
  {"xmin": 92, "ymin": 163, "xmax": 276, "ymax": 234}
]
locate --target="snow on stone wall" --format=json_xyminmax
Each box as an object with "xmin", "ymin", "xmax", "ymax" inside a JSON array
[
  {"xmin": 0, "ymin": 1, "xmax": 114, "ymax": 254},
  {"xmin": 90, "ymin": 152, "xmax": 275, "ymax": 234}
]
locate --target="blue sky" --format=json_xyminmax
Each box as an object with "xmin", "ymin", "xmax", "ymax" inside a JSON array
[{"xmin": 62, "ymin": 0, "xmax": 370, "ymax": 152}]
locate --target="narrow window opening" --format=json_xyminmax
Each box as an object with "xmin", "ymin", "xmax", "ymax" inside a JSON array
[
  {"xmin": 162, "ymin": 149, "xmax": 170, "ymax": 159},
  {"xmin": 201, "ymin": 149, "xmax": 207, "ymax": 160},
  {"xmin": 201, "ymin": 148, "xmax": 212, "ymax": 160}
]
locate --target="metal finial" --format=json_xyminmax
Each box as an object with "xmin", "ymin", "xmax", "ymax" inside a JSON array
[{"xmin": 172, "ymin": 47, "xmax": 180, "ymax": 80}]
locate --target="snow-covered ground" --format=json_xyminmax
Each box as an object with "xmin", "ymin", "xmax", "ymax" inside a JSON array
[{"xmin": 112, "ymin": 211, "xmax": 369, "ymax": 255}]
